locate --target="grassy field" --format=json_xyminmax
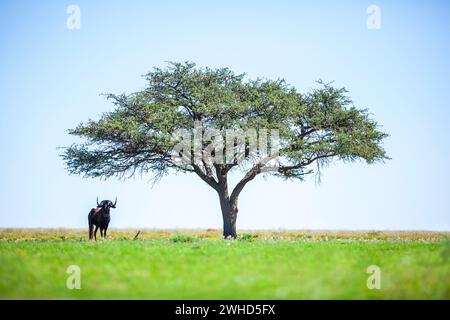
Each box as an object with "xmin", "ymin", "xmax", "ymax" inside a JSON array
[{"xmin": 0, "ymin": 229, "xmax": 449, "ymax": 299}]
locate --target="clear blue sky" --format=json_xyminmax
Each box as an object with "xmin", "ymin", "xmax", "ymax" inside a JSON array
[{"xmin": 1, "ymin": 0, "xmax": 449, "ymax": 230}]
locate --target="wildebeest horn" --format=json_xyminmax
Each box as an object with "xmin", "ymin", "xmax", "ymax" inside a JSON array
[
  {"xmin": 97, "ymin": 197, "xmax": 100, "ymax": 206},
  {"xmin": 114, "ymin": 197, "xmax": 117, "ymax": 206}
]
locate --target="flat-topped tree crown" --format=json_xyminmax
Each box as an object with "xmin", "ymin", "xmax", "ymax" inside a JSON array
[{"xmin": 63, "ymin": 61, "xmax": 389, "ymax": 238}]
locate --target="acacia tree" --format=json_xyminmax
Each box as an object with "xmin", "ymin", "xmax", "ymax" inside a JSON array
[{"xmin": 63, "ymin": 62, "xmax": 388, "ymax": 239}]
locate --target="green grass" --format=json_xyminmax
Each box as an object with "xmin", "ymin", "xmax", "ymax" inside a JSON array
[{"xmin": 0, "ymin": 229, "xmax": 449, "ymax": 299}]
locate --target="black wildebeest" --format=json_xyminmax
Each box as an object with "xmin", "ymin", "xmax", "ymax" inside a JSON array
[{"xmin": 88, "ymin": 197, "xmax": 117, "ymax": 240}]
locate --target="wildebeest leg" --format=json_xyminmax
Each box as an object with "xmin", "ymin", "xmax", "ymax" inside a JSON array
[
  {"xmin": 104, "ymin": 225, "xmax": 108, "ymax": 239},
  {"xmin": 100, "ymin": 228, "xmax": 104, "ymax": 239},
  {"xmin": 94, "ymin": 226, "xmax": 99, "ymax": 241},
  {"xmin": 89, "ymin": 224, "xmax": 94, "ymax": 240}
]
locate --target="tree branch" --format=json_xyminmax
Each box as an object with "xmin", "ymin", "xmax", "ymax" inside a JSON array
[
  {"xmin": 278, "ymin": 153, "xmax": 336, "ymax": 173},
  {"xmin": 192, "ymin": 163, "xmax": 219, "ymax": 191},
  {"xmin": 230, "ymin": 155, "xmax": 277, "ymax": 203}
]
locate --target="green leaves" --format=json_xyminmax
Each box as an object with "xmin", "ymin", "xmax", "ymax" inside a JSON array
[{"xmin": 62, "ymin": 61, "xmax": 389, "ymax": 183}]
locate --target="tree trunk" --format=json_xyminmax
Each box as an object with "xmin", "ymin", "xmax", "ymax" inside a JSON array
[{"xmin": 219, "ymin": 195, "xmax": 238, "ymax": 239}]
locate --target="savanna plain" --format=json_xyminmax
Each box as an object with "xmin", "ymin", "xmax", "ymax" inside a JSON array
[{"xmin": 0, "ymin": 229, "xmax": 448, "ymax": 299}]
